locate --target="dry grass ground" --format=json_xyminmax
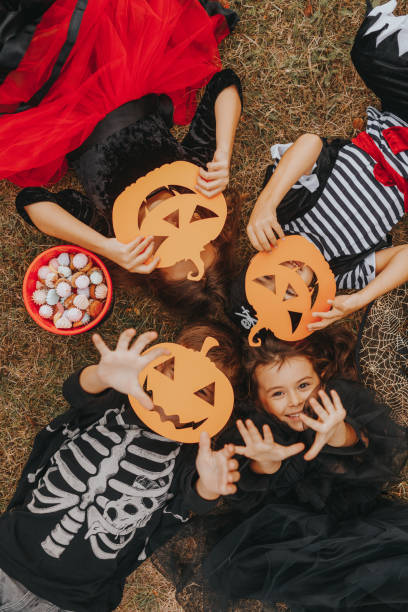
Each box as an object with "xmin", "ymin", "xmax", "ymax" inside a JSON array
[{"xmin": 1, "ymin": 0, "xmax": 408, "ymax": 610}]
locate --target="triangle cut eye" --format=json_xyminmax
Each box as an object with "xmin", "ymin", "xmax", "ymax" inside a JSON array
[
  {"xmin": 283, "ymin": 284, "xmax": 298, "ymax": 300},
  {"xmin": 154, "ymin": 357, "xmax": 175, "ymax": 379},
  {"xmin": 191, "ymin": 205, "xmax": 219, "ymax": 222},
  {"xmin": 254, "ymin": 275, "xmax": 276, "ymax": 293},
  {"xmin": 163, "ymin": 210, "xmax": 179, "ymax": 228},
  {"xmin": 194, "ymin": 382, "xmax": 215, "ymax": 406}
]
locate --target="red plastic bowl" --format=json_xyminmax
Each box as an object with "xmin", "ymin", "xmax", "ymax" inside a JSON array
[{"xmin": 23, "ymin": 245, "xmax": 113, "ymax": 336}]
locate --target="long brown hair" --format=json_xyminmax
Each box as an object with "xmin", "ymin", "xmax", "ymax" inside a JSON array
[
  {"xmin": 144, "ymin": 189, "xmax": 242, "ymax": 320},
  {"xmin": 245, "ymin": 327, "xmax": 358, "ymax": 395}
]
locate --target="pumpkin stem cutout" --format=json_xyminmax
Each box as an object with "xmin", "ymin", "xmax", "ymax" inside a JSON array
[
  {"xmin": 128, "ymin": 337, "xmax": 234, "ymax": 443},
  {"xmin": 245, "ymin": 236, "xmax": 336, "ymax": 343},
  {"xmin": 112, "ymin": 161, "xmax": 227, "ymax": 281}
]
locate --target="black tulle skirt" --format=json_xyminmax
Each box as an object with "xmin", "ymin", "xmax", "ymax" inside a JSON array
[{"xmin": 203, "ymin": 500, "xmax": 408, "ymax": 612}]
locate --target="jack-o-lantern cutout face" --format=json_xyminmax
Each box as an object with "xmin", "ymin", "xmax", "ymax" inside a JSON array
[
  {"xmin": 112, "ymin": 161, "xmax": 227, "ymax": 281},
  {"xmin": 128, "ymin": 337, "xmax": 234, "ymax": 443},
  {"xmin": 245, "ymin": 236, "xmax": 336, "ymax": 344}
]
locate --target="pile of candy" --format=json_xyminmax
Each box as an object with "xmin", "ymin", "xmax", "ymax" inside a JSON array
[{"xmin": 31, "ymin": 252, "xmax": 108, "ymax": 329}]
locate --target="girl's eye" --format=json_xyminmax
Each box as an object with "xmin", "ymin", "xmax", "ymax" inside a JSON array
[
  {"xmin": 271, "ymin": 391, "xmax": 284, "ymax": 398},
  {"xmin": 299, "ymin": 382, "xmax": 310, "ymax": 390}
]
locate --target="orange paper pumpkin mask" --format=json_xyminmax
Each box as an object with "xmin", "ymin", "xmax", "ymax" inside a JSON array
[
  {"xmin": 112, "ymin": 161, "xmax": 227, "ymax": 281},
  {"xmin": 245, "ymin": 236, "xmax": 336, "ymax": 344},
  {"xmin": 129, "ymin": 337, "xmax": 234, "ymax": 443}
]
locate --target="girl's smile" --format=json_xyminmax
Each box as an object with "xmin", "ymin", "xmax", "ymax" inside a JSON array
[{"xmin": 255, "ymin": 356, "xmax": 320, "ymax": 431}]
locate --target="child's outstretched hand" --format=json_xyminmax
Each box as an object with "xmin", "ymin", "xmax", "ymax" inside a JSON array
[
  {"xmin": 91, "ymin": 329, "xmax": 169, "ymax": 409},
  {"xmin": 235, "ymin": 419, "xmax": 304, "ymax": 474},
  {"xmin": 309, "ymin": 294, "xmax": 360, "ymax": 330},
  {"xmin": 195, "ymin": 432, "xmax": 240, "ymax": 500},
  {"xmin": 299, "ymin": 389, "xmax": 351, "ymax": 460}
]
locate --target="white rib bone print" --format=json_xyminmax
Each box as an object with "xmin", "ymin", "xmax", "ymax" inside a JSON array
[{"xmin": 27, "ymin": 406, "xmax": 179, "ymax": 560}]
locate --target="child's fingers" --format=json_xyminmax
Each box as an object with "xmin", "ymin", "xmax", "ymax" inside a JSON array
[
  {"xmin": 233, "ymin": 445, "xmax": 249, "ymax": 456},
  {"xmin": 253, "ymin": 227, "xmax": 272, "ymax": 252},
  {"xmin": 262, "ymin": 223, "xmax": 278, "ymax": 248},
  {"xmin": 330, "ymin": 389, "xmax": 345, "ymax": 413},
  {"xmin": 263, "ymin": 424, "xmax": 274, "ymax": 443},
  {"xmin": 224, "ymin": 483, "xmax": 237, "ymax": 495},
  {"xmin": 227, "ymin": 470, "xmax": 240, "ymax": 483},
  {"xmin": 245, "ymin": 419, "xmax": 264, "ymax": 443},
  {"xmin": 317, "ymin": 389, "xmax": 335, "ymax": 414},
  {"xmin": 283, "ymin": 442, "xmax": 305, "ymax": 458},
  {"xmin": 124, "ymin": 236, "xmax": 145, "ymax": 251},
  {"xmin": 298, "ymin": 413, "xmax": 323, "ymax": 432},
  {"xmin": 140, "ymin": 346, "xmax": 171, "ymax": 369},
  {"xmin": 131, "ymin": 330, "xmax": 158, "ymax": 355},
  {"xmin": 198, "ymin": 431, "xmax": 211, "ymax": 454},
  {"xmin": 129, "ymin": 236, "xmax": 154, "ymax": 256},
  {"xmin": 133, "ymin": 242, "xmax": 155, "ymax": 264},
  {"xmin": 247, "ymin": 225, "xmax": 263, "ymax": 252},
  {"xmin": 308, "ymin": 318, "xmax": 330, "ymax": 331},
  {"xmin": 92, "ymin": 333, "xmax": 110, "ymax": 357},
  {"xmin": 236, "ymin": 420, "xmax": 252, "ymax": 447},
  {"xmin": 303, "ymin": 437, "xmax": 325, "ymax": 461},
  {"xmin": 309, "ymin": 397, "xmax": 329, "ymax": 420},
  {"xmin": 228, "ymin": 458, "xmax": 239, "ymax": 471},
  {"xmin": 132, "ymin": 386, "xmax": 154, "ymax": 411},
  {"xmin": 135, "ymin": 256, "xmax": 160, "ymax": 275},
  {"xmin": 206, "ymin": 160, "xmax": 228, "ymax": 171},
  {"xmin": 116, "ymin": 328, "xmax": 137, "ymax": 352}
]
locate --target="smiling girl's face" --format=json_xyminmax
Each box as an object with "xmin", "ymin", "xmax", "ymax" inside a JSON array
[{"xmin": 255, "ymin": 356, "xmax": 320, "ymax": 431}]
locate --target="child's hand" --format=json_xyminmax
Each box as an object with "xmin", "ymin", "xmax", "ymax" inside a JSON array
[
  {"xmin": 299, "ymin": 389, "xmax": 347, "ymax": 460},
  {"xmin": 246, "ymin": 190, "xmax": 285, "ymax": 251},
  {"xmin": 235, "ymin": 419, "xmax": 304, "ymax": 474},
  {"xmin": 196, "ymin": 149, "xmax": 229, "ymax": 197},
  {"xmin": 92, "ymin": 329, "xmax": 169, "ymax": 409},
  {"xmin": 309, "ymin": 294, "xmax": 360, "ymax": 330},
  {"xmin": 195, "ymin": 432, "xmax": 240, "ymax": 500},
  {"xmin": 104, "ymin": 236, "xmax": 160, "ymax": 274}
]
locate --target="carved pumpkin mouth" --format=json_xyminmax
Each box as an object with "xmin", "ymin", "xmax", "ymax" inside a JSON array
[{"xmin": 151, "ymin": 403, "xmax": 208, "ymax": 430}]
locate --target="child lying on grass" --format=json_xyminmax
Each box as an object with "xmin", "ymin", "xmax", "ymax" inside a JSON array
[{"xmin": 0, "ymin": 323, "xmax": 240, "ymax": 612}]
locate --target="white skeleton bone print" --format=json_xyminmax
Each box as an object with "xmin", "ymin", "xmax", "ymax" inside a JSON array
[{"xmin": 27, "ymin": 406, "xmax": 180, "ymax": 560}]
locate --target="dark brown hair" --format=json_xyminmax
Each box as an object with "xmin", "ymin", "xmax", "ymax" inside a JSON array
[
  {"xmin": 176, "ymin": 320, "xmax": 242, "ymax": 389},
  {"xmin": 144, "ymin": 189, "xmax": 242, "ymax": 320},
  {"xmin": 245, "ymin": 327, "xmax": 358, "ymax": 394}
]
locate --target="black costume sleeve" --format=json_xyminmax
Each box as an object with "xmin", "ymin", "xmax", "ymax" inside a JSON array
[
  {"xmin": 262, "ymin": 137, "xmax": 349, "ymax": 227},
  {"xmin": 15, "ymin": 186, "xmax": 94, "ymax": 227},
  {"xmin": 62, "ymin": 368, "xmax": 125, "ymax": 416}
]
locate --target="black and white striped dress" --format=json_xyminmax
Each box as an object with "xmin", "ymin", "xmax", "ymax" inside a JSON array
[{"xmin": 273, "ymin": 107, "xmax": 407, "ymax": 289}]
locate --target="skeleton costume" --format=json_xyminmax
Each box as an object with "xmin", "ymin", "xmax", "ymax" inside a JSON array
[
  {"xmin": 227, "ymin": 0, "xmax": 408, "ymax": 341},
  {"xmin": 0, "ymin": 370, "xmax": 216, "ymax": 612}
]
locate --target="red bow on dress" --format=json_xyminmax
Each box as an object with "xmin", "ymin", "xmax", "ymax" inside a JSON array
[{"xmin": 353, "ymin": 127, "xmax": 408, "ymax": 212}]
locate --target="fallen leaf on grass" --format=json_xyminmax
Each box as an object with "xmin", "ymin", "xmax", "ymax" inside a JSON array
[
  {"xmin": 304, "ymin": 1, "xmax": 313, "ymax": 17},
  {"xmin": 352, "ymin": 117, "xmax": 364, "ymax": 130}
]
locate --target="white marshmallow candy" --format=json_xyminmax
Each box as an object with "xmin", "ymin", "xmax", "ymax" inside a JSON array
[
  {"xmin": 66, "ymin": 307, "xmax": 83, "ymax": 322},
  {"xmin": 39, "ymin": 304, "xmax": 53, "ymax": 319},
  {"xmin": 57, "ymin": 252, "xmax": 70, "ymax": 266},
  {"xmin": 73, "ymin": 253, "xmax": 89, "ymax": 270},
  {"xmin": 38, "ymin": 265, "xmax": 50, "ymax": 280}
]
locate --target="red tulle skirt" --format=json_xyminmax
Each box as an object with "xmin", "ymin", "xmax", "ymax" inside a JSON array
[{"xmin": 0, "ymin": 0, "xmax": 230, "ymax": 186}]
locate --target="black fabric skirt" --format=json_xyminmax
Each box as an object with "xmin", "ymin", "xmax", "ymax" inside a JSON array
[{"xmin": 203, "ymin": 500, "xmax": 408, "ymax": 612}]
